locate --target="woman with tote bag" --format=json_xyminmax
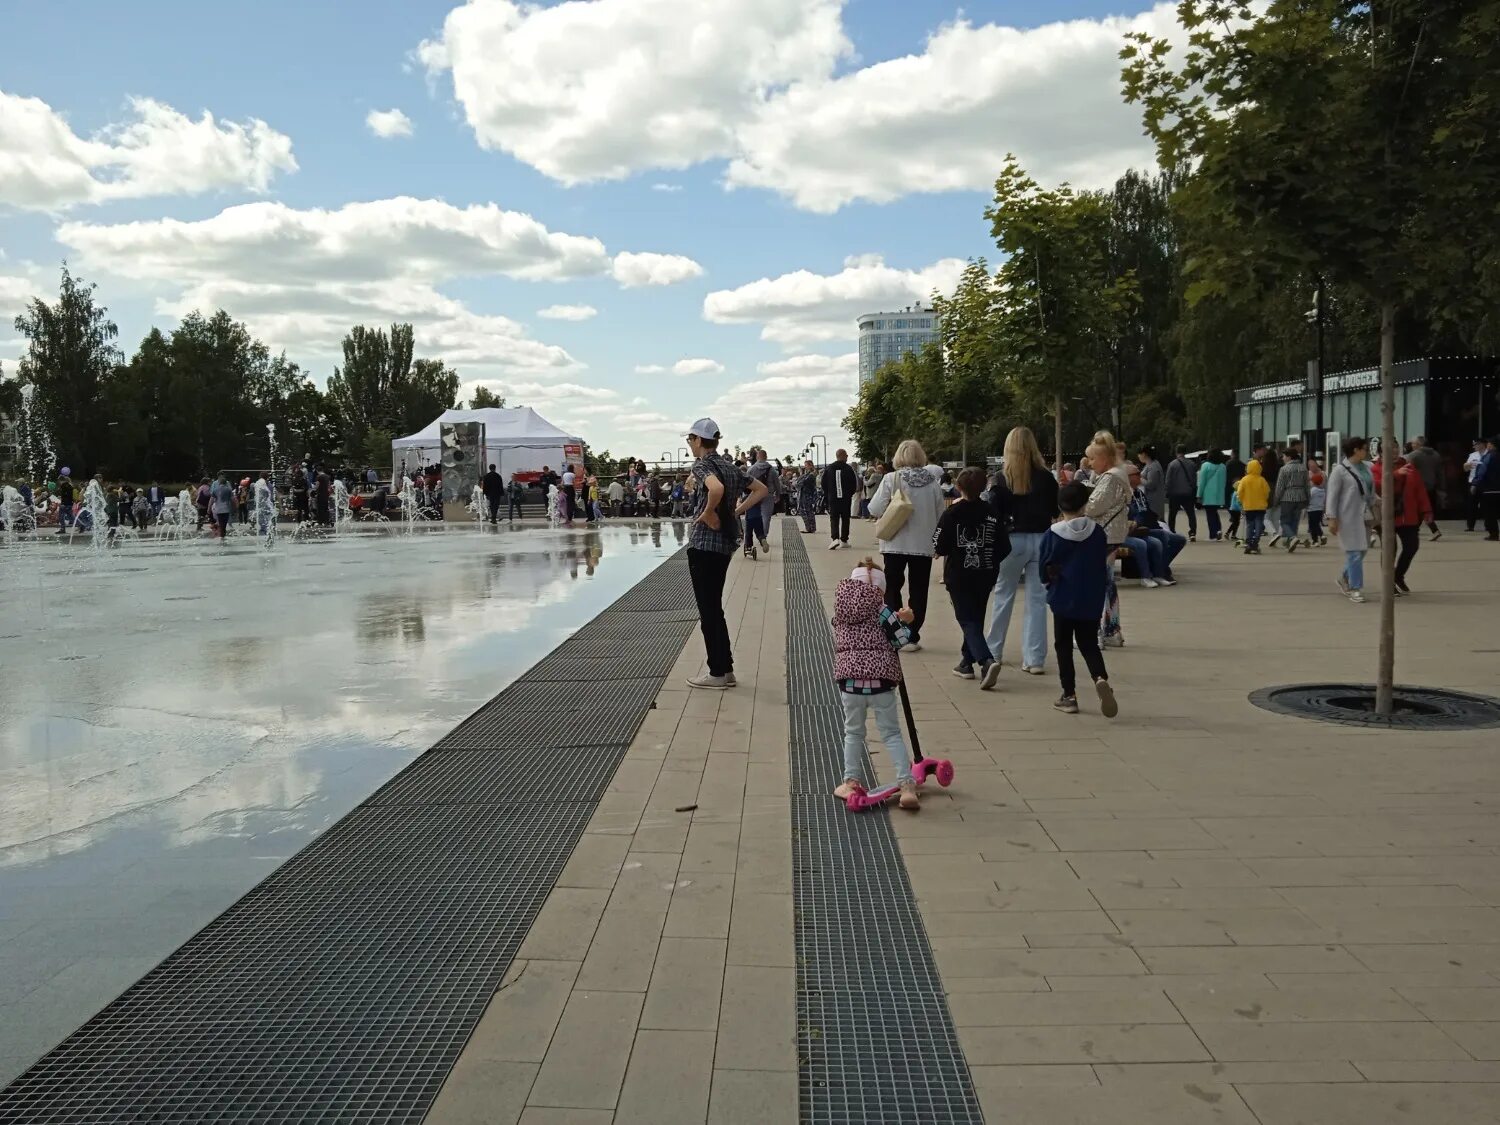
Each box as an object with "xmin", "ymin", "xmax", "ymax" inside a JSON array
[{"xmin": 868, "ymin": 439, "xmax": 945, "ymax": 649}]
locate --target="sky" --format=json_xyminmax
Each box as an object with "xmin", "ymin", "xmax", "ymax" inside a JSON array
[{"xmin": 0, "ymin": 0, "xmax": 1174, "ymax": 463}]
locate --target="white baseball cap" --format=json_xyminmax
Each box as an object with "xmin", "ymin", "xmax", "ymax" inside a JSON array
[{"xmin": 686, "ymin": 417, "xmax": 721, "ymax": 441}]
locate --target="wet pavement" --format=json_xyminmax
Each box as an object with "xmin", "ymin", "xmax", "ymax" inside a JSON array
[{"xmin": 0, "ymin": 522, "xmax": 687, "ymax": 1084}]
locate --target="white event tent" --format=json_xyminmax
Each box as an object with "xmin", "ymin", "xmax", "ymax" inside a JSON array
[{"xmin": 391, "ymin": 407, "xmax": 583, "ymax": 482}]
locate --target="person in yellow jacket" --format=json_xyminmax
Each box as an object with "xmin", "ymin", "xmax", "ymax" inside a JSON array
[{"xmin": 1235, "ymin": 459, "xmax": 1271, "ymax": 554}]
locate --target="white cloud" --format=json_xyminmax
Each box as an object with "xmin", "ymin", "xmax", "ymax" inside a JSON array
[
  {"xmin": 702, "ymin": 368, "xmax": 854, "ymax": 460},
  {"xmin": 756, "ymin": 352, "xmax": 856, "ymax": 379},
  {"xmin": 419, "ymin": 0, "xmax": 849, "ymax": 184},
  {"xmin": 726, "ymin": 6, "xmax": 1179, "ymax": 212},
  {"xmin": 634, "ymin": 364, "xmax": 667, "ymax": 375},
  {"xmin": 671, "ymin": 358, "xmax": 724, "ymax": 376},
  {"xmin": 366, "ymin": 108, "xmax": 415, "ymax": 139},
  {"xmin": 55, "ymin": 198, "xmax": 699, "ymax": 370},
  {"xmin": 611, "ymin": 251, "xmax": 704, "ymax": 288},
  {"xmin": 651, "ymin": 183, "xmax": 682, "ymax": 193},
  {"xmin": 536, "ymin": 303, "xmax": 598, "ymax": 321},
  {"xmin": 417, "ymin": 2, "xmax": 1178, "ymax": 212},
  {"xmin": 704, "ymin": 254, "xmax": 963, "ymax": 347},
  {"xmin": 0, "ymin": 90, "xmax": 296, "ymax": 212}
]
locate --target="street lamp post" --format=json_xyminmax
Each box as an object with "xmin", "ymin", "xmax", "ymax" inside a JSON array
[
  {"xmin": 809, "ymin": 434, "xmax": 828, "ymax": 465},
  {"xmin": 1307, "ymin": 276, "xmax": 1327, "ymax": 463}
]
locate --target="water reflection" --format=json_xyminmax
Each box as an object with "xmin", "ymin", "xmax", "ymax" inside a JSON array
[{"xmin": 0, "ymin": 526, "xmax": 675, "ymax": 1081}]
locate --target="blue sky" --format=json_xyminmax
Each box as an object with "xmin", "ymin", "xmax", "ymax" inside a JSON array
[{"xmin": 1, "ymin": 0, "xmax": 1170, "ymax": 460}]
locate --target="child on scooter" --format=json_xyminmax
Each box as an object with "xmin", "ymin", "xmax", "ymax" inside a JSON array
[{"xmin": 830, "ymin": 559, "xmax": 919, "ymax": 809}]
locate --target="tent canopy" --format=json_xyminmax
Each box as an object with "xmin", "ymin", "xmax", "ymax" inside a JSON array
[
  {"xmin": 392, "ymin": 407, "xmax": 581, "ymax": 451},
  {"xmin": 391, "ymin": 407, "xmax": 582, "ymax": 482}
]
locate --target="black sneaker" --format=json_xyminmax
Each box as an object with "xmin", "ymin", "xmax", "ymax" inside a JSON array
[
  {"xmin": 952, "ymin": 662, "xmax": 975, "ymax": 680},
  {"xmin": 1054, "ymin": 695, "xmax": 1080, "ymax": 714},
  {"xmin": 1395, "ymin": 577, "xmax": 1411, "ymax": 594}
]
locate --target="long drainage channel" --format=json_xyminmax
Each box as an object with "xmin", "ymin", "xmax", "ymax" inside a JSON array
[
  {"xmin": 0, "ymin": 551, "xmax": 698, "ymax": 1124},
  {"xmin": 782, "ymin": 524, "xmax": 984, "ymax": 1124}
]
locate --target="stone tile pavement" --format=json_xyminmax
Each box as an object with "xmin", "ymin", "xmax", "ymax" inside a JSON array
[{"xmin": 430, "ymin": 520, "xmax": 1500, "ymax": 1123}]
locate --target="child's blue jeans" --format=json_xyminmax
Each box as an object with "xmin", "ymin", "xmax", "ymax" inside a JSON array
[
  {"xmin": 1245, "ymin": 510, "xmax": 1266, "ymax": 547},
  {"xmin": 839, "ymin": 690, "xmax": 913, "ymax": 785}
]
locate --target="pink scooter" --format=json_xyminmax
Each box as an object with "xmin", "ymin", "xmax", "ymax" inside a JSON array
[{"xmin": 844, "ymin": 680, "xmax": 953, "ymax": 810}]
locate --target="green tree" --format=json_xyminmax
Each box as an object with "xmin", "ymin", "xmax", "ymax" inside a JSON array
[
  {"xmin": 986, "ymin": 160, "xmax": 1140, "ymax": 461},
  {"xmin": 13, "ymin": 265, "xmax": 120, "ymax": 474},
  {"xmin": 930, "ymin": 259, "xmax": 1008, "ymax": 465},
  {"xmin": 468, "ymin": 385, "xmax": 506, "ymax": 409},
  {"xmin": 163, "ymin": 310, "xmax": 268, "ymax": 477},
  {"xmin": 326, "ymin": 323, "xmax": 415, "ymax": 453},
  {"xmin": 1123, "ymin": 0, "xmax": 1499, "ymax": 711},
  {"xmin": 403, "ymin": 357, "xmax": 460, "ymax": 432}
]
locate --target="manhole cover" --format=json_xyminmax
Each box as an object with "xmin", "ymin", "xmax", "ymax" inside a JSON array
[{"xmin": 1249, "ymin": 683, "xmax": 1500, "ymax": 730}]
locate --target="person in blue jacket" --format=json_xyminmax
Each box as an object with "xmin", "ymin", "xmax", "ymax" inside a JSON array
[
  {"xmin": 1040, "ymin": 482, "xmax": 1119, "ymax": 719},
  {"xmin": 1195, "ymin": 449, "xmax": 1228, "ymax": 541}
]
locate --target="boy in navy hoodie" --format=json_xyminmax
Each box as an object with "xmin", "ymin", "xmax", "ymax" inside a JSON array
[{"xmin": 1040, "ymin": 482, "xmax": 1119, "ymax": 718}]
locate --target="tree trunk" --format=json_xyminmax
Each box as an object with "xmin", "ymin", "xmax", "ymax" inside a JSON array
[
  {"xmin": 1376, "ymin": 302, "xmax": 1397, "ymax": 715},
  {"xmin": 961, "ymin": 423, "xmax": 968, "ymax": 468},
  {"xmin": 1055, "ymin": 396, "xmax": 1064, "ymax": 473}
]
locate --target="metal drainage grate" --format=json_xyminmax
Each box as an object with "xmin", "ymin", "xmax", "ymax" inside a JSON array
[
  {"xmin": 780, "ymin": 522, "xmax": 984, "ymax": 1124},
  {"xmin": 1249, "ymin": 683, "xmax": 1500, "ymax": 729},
  {"xmin": 0, "ymin": 550, "xmax": 694, "ymax": 1124}
]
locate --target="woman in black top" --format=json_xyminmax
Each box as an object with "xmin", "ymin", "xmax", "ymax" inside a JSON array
[{"xmin": 984, "ymin": 427, "xmax": 1061, "ymax": 674}]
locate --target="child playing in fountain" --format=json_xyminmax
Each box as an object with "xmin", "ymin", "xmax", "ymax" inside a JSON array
[
  {"xmin": 830, "ymin": 559, "xmax": 920, "ymax": 810},
  {"xmin": 1041, "ymin": 482, "xmax": 1118, "ymax": 718}
]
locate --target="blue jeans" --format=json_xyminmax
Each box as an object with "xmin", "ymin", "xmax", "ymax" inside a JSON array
[
  {"xmin": 1123, "ymin": 534, "xmax": 1164, "ymax": 580},
  {"xmin": 1343, "ymin": 549, "xmax": 1367, "ymax": 591},
  {"xmin": 840, "ymin": 690, "xmax": 912, "ymax": 785},
  {"xmin": 1279, "ymin": 503, "xmax": 1305, "ymax": 540},
  {"xmin": 1245, "ymin": 510, "xmax": 1265, "ymax": 548},
  {"xmin": 1146, "ymin": 528, "xmax": 1186, "ymax": 574},
  {"xmin": 950, "ymin": 586, "xmax": 994, "ymax": 668},
  {"xmin": 1202, "ymin": 505, "xmax": 1222, "ymax": 540},
  {"xmin": 985, "ymin": 531, "xmax": 1047, "ymax": 668},
  {"xmin": 743, "ymin": 504, "xmax": 764, "ymax": 548}
]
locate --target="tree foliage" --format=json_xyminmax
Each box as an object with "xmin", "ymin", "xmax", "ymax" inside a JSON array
[{"xmin": 469, "ymin": 385, "xmax": 506, "ymax": 409}]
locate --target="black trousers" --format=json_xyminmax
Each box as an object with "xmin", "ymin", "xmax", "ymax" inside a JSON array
[
  {"xmin": 1167, "ymin": 497, "xmax": 1197, "ymax": 537},
  {"xmin": 508, "ymin": 495, "xmax": 524, "ymax": 520},
  {"xmin": 1054, "ymin": 615, "xmax": 1107, "ymax": 698},
  {"xmin": 1467, "ymin": 488, "xmax": 1481, "ymax": 531},
  {"xmin": 1395, "ymin": 525, "xmax": 1420, "ymax": 583},
  {"xmin": 1483, "ymin": 492, "xmax": 1500, "ymax": 538},
  {"xmin": 486, "ymin": 495, "xmax": 502, "ymax": 521},
  {"xmin": 882, "ymin": 553, "xmax": 931, "ymax": 643},
  {"xmin": 688, "ymin": 548, "xmax": 734, "ymax": 676},
  {"xmin": 828, "ymin": 500, "xmax": 852, "ymax": 543},
  {"xmin": 949, "ymin": 585, "xmax": 993, "ymax": 667}
]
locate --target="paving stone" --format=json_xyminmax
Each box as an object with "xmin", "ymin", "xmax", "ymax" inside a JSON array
[
  {"xmin": 1240, "ymin": 1082, "xmax": 1500, "ymax": 1125},
  {"xmin": 1135, "ymin": 944, "xmax": 1367, "ymax": 975},
  {"xmin": 959, "ymin": 1023, "xmax": 1212, "ymax": 1065},
  {"xmin": 1439, "ymin": 1021, "xmax": 1500, "ymax": 1060},
  {"xmin": 1190, "ymin": 1020, "xmax": 1472, "ymax": 1061},
  {"xmin": 662, "ymin": 871, "xmax": 735, "ymax": 939},
  {"xmin": 1167, "ymin": 985, "xmax": 1423, "ymax": 1024},
  {"xmin": 976, "ymin": 1084, "xmax": 1261, "ymax": 1125},
  {"xmin": 1394, "ymin": 986, "xmax": 1500, "ymax": 1021},
  {"xmin": 969, "ymin": 1064, "xmax": 1100, "ymax": 1088},
  {"xmin": 706, "ymin": 1068, "xmax": 799, "ymax": 1123},
  {"xmin": 947, "ymin": 989, "xmax": 1181, "ymax": 1027},
  {"xmin": 727, "ymin": 891, "xmax": 793, "ymax": 967},
  {"xmin": 641, "ymin": 937, "xmax": 726, "ymax": 1031},
  {"xmin": 1092, "ymin": 1061, "xmax": 1365, "ymax": 1084},
  {"xmin": 517, "ymin": 1109, "xmax": 614, "ymax": 1124},
  {"xmin": 614, "ymin": 1029, "xmax": 715, "ymax": 1125},
  {"xmin": 716, "ymin": 965, "xmax": 795, "ymax": 1071},
  {"xmin": 527, "ymin": 989, "xmax": 645, "ymax": 1110},
  {"xmin": 516, "ymin": 889, "xmax": 611, "ymax": 962},
  {"xmin": 425, "ymin": 1060, "xmax": 537, "ymax": 1125},
  {"xmin": 556, "ymin": 834, "xmax": 632, "ymax": 889},
  {"xmin": 462, "ymin": 961, "xmax": 582, "ymax": 1063}
]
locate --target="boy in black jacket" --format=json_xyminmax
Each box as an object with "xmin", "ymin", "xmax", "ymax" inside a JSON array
[{"xmin": 934, "ymin": 468, "xmax": 1009, "ymax": 689}]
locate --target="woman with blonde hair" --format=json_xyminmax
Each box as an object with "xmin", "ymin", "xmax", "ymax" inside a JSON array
[
  {"xmin": 868, "ymin": 438, "xmax": 945, "ymax": 650},
  {"xmin": 1084, "ymin": 431, "xmax": 1134, "ymax": 646},
  {"xmin": 985, "ymin": 426, "xmax": 1060, "ymax": 673}
]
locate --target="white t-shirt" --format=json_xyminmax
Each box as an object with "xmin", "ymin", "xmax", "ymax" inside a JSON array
[
  {"xmin": 562, "ymin": 471, "xmax": 576, "ymax": 486},
  {"xmin": 1466, "ymin": 451, "xmax": 1484, "ymax": 482}
]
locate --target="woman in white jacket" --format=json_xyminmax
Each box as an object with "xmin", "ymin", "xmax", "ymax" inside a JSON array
[{"xmin": 868, "ymin": 439, "xmax": 946, "ymax": 650}]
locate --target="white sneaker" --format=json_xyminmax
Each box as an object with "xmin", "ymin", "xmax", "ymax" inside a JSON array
[
  {"xmin": 1141, "ymin": 578, "xmax": 1160, "ymax": 589},
  {"xmin": 1348, "ymin": 590, "xmax": 1365, "ymax": 604},
  {"xmin": 760, "ymin": 541, "xmax": 771, "ymax": 555},
  {"xmin": 906, "ymin": 642, "xmax": 922, "ymax": 652},
  {"xmin": 1157, "ymin": 576, "xmax": 1177, "ymax": 587},
  {"xmin": 687, "ymin": 673, "xmax": 731, "ymax": 690},
  {"xmin": 725, "ymin": 671, "xmax": 738, "ymax": 686},
  {"xmin": 827, "ymin": 540, "xmax": 840, "ymax": 551},
  {"xmin": 1022, "ymin": 665, "xmax": 1046, "ymax": 675}
]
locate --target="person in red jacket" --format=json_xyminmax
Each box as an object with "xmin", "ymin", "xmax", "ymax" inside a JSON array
[{"xmin": 1392, "ymin": 451, "xmax": 1434, "ymax": 595}]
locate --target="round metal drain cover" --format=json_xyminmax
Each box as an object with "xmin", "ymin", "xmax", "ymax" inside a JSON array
[{"xmin": 1249, "ymin": 683, "xmax": 1500, "ymax": 729}]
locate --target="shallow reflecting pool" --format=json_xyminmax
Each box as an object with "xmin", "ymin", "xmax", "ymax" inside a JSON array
[{"xmin": 0, "ymin": 522, "xmax": 686, "ymax": 1082}]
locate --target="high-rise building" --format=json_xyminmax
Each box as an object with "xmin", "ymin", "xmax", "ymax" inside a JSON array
[{"xmin": 857, "ymin": 306, "xmax": 940, "ymax": 387}]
